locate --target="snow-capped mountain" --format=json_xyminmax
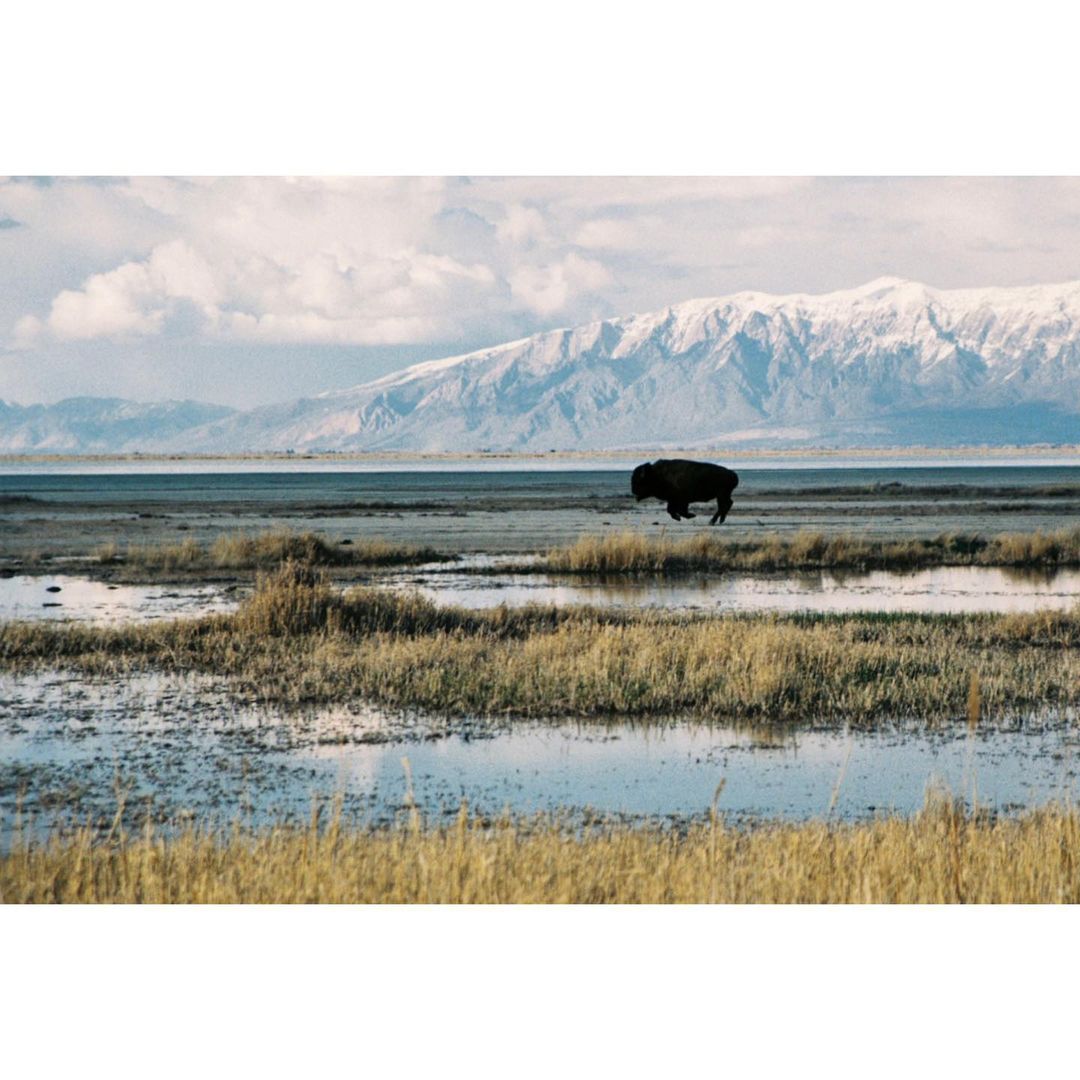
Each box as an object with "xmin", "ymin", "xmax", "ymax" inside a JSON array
[
  {"xmin": 8, "ymin": 278, "xmax": 1080, "ymax": 453},
  {"xmin": 0, "ymin": 397, "xmax": 235, "ymax": 453},
  {"xmin": 178, "ymin": 277, "xmax": 1080, "ymax": 451}
]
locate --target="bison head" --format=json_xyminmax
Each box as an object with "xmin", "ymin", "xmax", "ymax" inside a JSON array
[{"xmin": 630, "ymin": 463, "xmax": 656, "ymax": 501}]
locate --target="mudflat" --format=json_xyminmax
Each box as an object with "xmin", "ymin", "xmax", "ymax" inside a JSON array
[{"xmin": 4, "ymin": 455, "xmax": 1080, "ymax": 563}]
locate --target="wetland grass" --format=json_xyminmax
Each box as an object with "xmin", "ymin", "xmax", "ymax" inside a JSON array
[
  {"xmin": 538, "ymin": 527, "xmax": 1080, "ymax": 575},
  {"xmin": 5, "ymin": 795, "xmax": 1080, "ymax": 903},
  {"xmin": 3, "ymin": 562, "xmax": 1079, "ymax": 725},
  {"xmin": 97, "ymin": 529, "xmax": 446, "ymax": 573}
]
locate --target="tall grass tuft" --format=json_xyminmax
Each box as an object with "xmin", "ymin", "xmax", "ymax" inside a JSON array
[
  {"xmin": 540, "ymin": 527, "xmax": 1080, "ymax": 575},
  {"xmin": 125, "ymin": 537, "xmax": 204, "ymax": 570},
  {"xmin": 116, "ymin": 529, "xmax": 444, "ymax": 572},
  {"xmin": 233, "ymin": 561, "xmax": 340, "ymax": 636},
  {"xmin": 5, "ymin": 796, "xmax": 1080, "ymax": 903}
]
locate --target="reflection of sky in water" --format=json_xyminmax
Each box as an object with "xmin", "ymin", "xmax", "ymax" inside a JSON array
[
  {"xmin": 0, "ymin": 575, "xmax": 235, "ymax": 623},
  {"xmin": 340, "ymin": 723, "xmax": 1080, "ymax": 823},
  {"xmin": 2, "ymin": 674, "xmax": 1078, "ymax": 842},
  {"xmin": 3, "ymin": 565, "xmax": 1078, "ymax": 625},
  {"xmin": 395, "ymin": 566, "xmax": 1080, "ymax": 614}
]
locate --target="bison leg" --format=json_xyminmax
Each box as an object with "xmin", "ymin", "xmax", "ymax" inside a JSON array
[
  {"xmin": 679, "ymin": 504, "xmax": 696, "ymax": 519},
  {"xmin": 710, "ymin": 496, "xmax": 734, "ymax": 525},
  {"xmin": 666, "ymin": 503, "xmax": 683, "ymax": 520}
]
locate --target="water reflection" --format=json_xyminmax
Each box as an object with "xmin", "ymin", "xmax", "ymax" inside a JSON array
[
  {"xmin": 2, "ymin": 564, "xmax": 1078, "ymax": 626},
  {"xmin": 0, "ymin": 574, "xmax": 235, "ymax": 623},
  {"xmin": 394, "ymin": 565, "xmax": 1080, "ymax": 615},
  {"xmin": 2, "ymin": 673, "xmax": 1077, "ymax": 842}
]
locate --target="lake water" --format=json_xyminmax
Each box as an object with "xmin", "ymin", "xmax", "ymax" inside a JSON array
[
  {"xmin": 1, "ymin": 673, "xmax": 1076, "ymax": 842},
  {"xmin": 5, "ymin": 461, "xmax": 1080, "ymax": 505}
]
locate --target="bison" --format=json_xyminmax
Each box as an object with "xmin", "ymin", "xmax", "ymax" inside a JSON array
[{"xmin": 630, "ymin": 459, "xmax": 740, "ymax": 525}]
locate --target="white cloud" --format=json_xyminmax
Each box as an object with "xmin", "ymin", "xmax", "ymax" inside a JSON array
[
  {"xmin": 509, "ymin": 253, "xmax": 612, "ymax": 316},
  {"xmin": 49, "ymin": 261, "xmax": 165, "ymax": 340},
  {"xmin": 41, "ymin": 240, "xmax": 221, "ymax": 342},
  {"xmin": 10, "ymin": 314, "xmax": 43, "ymax": 349},
  {"xmin": 12, "ymin": 178, "xmax": 562, "ymax": 348},
  {"xmin": 496, "ymin": 204, "xmax": 548, "ymax": 247},
  {"xmin": 25, "ymin": 215, "xmax": 507, "ymax": 347}
]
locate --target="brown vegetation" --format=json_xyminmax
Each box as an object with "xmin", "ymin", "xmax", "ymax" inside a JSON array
[
  {"xmin": 4, "ymin": 795, "xmax": 1080, "ymax": 903},
  {"xmin": 538, "ymin": 528, "xmax": 1080, "ymax": 574},
  {"xmin": 97, "ymin": 529, "xmax": 445, "ymax": 572}
]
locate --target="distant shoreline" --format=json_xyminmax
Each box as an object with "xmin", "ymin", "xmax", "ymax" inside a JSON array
[{"xmin": 3, "ymin": 444, "xmax": 1080, "ymax": 466}]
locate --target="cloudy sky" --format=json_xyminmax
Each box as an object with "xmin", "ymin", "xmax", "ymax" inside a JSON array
[{"xmin": 4, "ymin": 175, "xmax": 1080, "ymax": 408}]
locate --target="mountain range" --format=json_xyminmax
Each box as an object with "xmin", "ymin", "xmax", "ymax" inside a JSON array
[
  {"xmin": 0, "ymin": 397, "xmax": 233, "ymax": 453},
  {"xmin": 5, "ymin": 277, "xmax": 1080, "ymax": 453}
]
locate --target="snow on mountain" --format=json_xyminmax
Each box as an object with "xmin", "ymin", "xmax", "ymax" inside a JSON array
[
  {"xmin": 179, "ymin": 277, "xmax": 1080, "ymax": 451},
  {"xmin": 0, "ymin": 397, "xmax": 235, "ymax": 453},
  {"xmin": 7, "ymin": 278, "xmax": 1080, "ymax": 453}
]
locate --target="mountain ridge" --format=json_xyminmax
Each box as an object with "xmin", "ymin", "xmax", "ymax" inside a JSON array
[
  {"xmin": 0, "ymin": 397, "xmax": 235, "ymax": 453},
  {"xmin": 5, "ymin": 278, "xmax": 1080, "ymax": 453}
]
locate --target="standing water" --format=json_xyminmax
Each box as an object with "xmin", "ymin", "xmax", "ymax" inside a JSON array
[{"xmin": 1, "ymin": 673, "xmax": 1076, "ymax": 843}]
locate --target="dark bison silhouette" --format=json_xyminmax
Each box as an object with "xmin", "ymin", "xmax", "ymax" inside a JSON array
[{"xmin": 630, "ymin": 459, "xmax": 740, "ymax": 524}]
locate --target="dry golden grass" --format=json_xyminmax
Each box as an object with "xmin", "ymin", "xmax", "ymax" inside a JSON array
[
  {"xmin": 208, "ymin": 531, "xmax": 436, "ymax": 569},
  {"xmin": 5, "ymin": 796, "xmax": 1080, "ymax": 903},
  {"xmin": 3, "ymin": 563, "xmax": 1079, "ymax": 724},
  {"xmin": 124, "ymin": 537, "xmax": 204, "ymax": 570},
  {"xmin": 108, "ymin": 529, "xmax": 443, "ymax": 571},
  {"xmin": 93, "ymin": 541, "xmax": 120, "ymax": 564},
  {"xmin": 540, "ymin": 527, "xmax": 1080, "ymax": 574},
  {"xmin": 124, "ymin": 527, "xmax": 444, "ymax": 570}
]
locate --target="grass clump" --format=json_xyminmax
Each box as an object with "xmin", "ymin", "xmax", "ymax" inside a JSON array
[
  {"xmin": 125, "ymin": 537, "xmax": 204, "ymax": 570},
  {"xmin": 117, "ymin": 529, "xmax": 444, "ymax": 572},
  {"xmin": 5, "ymin": 795, "xmax": 1080, "ymax": 903},
  {"xmin": 540, "ymin": 527, "xmax": 1080, "ymax": 575},
  {"xmin": 93, "ymin": 541, "xmax": 120, "ymax": 565},
  {"xmin": 3, "ymin": 564, "xmax": 1080, "ymax": 724}
]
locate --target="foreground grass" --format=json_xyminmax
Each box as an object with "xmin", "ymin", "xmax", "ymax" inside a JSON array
[
  {"xmin": 5, "ymin": 797, "xmax": 1080, "ymax": 903},
  {"xmin": 3, "ymin": 563, "xmax": 1079, "ymax": 724},
  {"xmin": 93, "ymin": 529, "xmax": 445, "ymax": 571},
  {"xmin": 539, "ymin": 528, "xmax": 1080, "ymax": 574}
]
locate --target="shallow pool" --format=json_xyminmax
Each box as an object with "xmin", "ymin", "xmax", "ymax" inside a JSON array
[
  {"xmin": 2, "ymin": 673, "xmax": 1076, "ymax": 841},
  {"xmin": 0, "ymin": 574, "xmax": 236, "ymax": 623},
  {"xmin": 391, "ymin": 564, "xmax": 1080, "ymax": 615}
]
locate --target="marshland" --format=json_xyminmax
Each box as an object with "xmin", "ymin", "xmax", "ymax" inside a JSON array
[
  {"xmin": 5, "ymin": 563, "xmax": 1080, "ymax": 720},
  {"xmin": 6, "ymin": 796, "xmax": 1080, "ymax": 903},
  {"xmin": 3, "ymin": 453, "xmax": 1080, "ymax": 902}
]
